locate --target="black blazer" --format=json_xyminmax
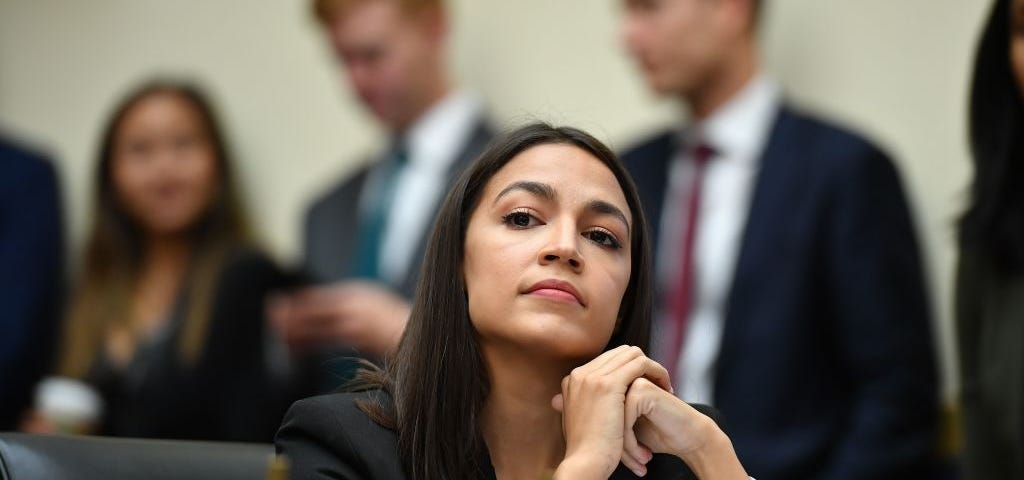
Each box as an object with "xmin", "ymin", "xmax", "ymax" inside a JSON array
[
  {"xmin": 303, "ymin": 119, "xmax": 494, "ymax": 297},
  {"xmin": 87, "ymin": 248, "xmax": 293, "ymax": 442},
  {"xmin": 622, "ymin": 104, "xmax": 939, "ymax": 480},
  {"xmin": 276, "ymin": 390, "xmax": 721, "ymax": 479}
]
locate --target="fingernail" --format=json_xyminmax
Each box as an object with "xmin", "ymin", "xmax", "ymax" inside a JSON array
[{"xmin": 632, "ymin": 465, "xmax": 647, "ymax": 477}]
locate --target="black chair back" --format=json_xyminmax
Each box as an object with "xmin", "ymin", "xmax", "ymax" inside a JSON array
[{"xmin": 0, "ymin": 433, "xmax": 271, "ymax": 480}]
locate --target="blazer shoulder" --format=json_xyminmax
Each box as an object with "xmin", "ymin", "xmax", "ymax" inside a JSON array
[
  {"xmin": 276, "ymin": 390, "xmax": 402, "ymax": 479},
  {"xmin": 306, "ymin": 163, "xmax": 373, "ymax": 224},
  {"xmin": 620, "ymin": 130, "xmax": 676, "ymax": 166},
  {"xmin": 773, "ymin": 106, "xmax": 905, "ymax": 192},
  {"xmin": 448, "ymin": 116, "xmax": 496, "ymax": 176},
  {"xmin": 467, "ymin": 116, "xmax": 497, "ymax": 148},
  {"xmin": 779, "ymin": 106, "xmax": 890, "ymax": 164},
  {"xmin": 0, "ymin": 138, "xmax": 58, "ymax": 196}
]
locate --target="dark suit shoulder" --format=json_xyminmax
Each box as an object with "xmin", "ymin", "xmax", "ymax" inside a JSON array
[
  {"xmin": 779, "ymin": 106, "xmax": 891, "ymax": 167},
  {"xmin": 302, "ymin": 163, "xmax": 375, "ymax": 281},
  {"xmin": 306, "ymin": 164, "xmax": 373, "ymax": 225},
  {"xmin": 620, "ymin": 130, "xmax": 676, "ymax": 167},
  {"xmin": 276, "ymin": 390, "xmax": 403, "ymax": 480},
  {"xmin": 769, "ymin": 105, "xmax": 905, "ymax": 202},
  {"xmin": 0, "ymin": 138, "xmax": 57, "ymax": 196}
]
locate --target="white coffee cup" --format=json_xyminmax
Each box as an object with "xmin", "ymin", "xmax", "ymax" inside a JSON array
[{"xmin": 34, "ymin": 376, "xmax": 103, "ymax": 434}]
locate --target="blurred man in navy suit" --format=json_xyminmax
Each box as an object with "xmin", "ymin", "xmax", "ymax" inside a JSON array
[
  {"xmin": 618, "ymin": 1, "xmax": 939, "ymax": 478},
  {"xmin": 0, "ymin": 134, "xmax": 63, "ymax": 430}
]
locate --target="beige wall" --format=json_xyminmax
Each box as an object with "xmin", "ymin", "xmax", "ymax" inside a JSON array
[{"xmin": 0, "ymin": 0, "xmax": 992, "ymax": 399}]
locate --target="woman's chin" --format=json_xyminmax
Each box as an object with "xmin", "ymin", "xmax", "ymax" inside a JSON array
[{"xmin": 511, "ymin": 315, "xmax": 612, "ymax": 360}]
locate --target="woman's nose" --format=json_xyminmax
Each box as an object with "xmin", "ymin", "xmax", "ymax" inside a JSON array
[{"xmin": 538, "ymin": 220, "xmax": 584, "ymax": 271}]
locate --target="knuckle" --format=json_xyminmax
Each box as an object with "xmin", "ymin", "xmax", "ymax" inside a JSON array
[
  {"xmin": 629, "ymin": 377, "xmax": 656, "ymax": 395},
  {"xmin": 594, "ymin": 376, "xmax": 616, "ymax": 392}
]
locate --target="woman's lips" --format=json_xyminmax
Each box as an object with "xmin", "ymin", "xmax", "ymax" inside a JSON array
[{"xmin": 525, "ymin": 279, "xmax": 585, "ymax": 306}]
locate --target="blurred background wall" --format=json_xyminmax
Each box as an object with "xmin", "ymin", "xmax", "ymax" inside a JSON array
[{"xmin": 0, "ymin": 0, "xmax": 989, "ymax": 400}]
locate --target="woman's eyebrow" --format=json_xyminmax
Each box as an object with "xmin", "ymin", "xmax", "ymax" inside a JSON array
[
  {"xmin": 586, "ymin": 200, "xmax": 631, "ymax": 233},
  {"xmin": 492, "ymin": 181, "xmax": 556, "ymax": 205}
]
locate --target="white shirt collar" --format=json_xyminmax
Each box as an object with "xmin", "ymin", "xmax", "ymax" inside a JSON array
[
  {"xmin": 401, "ymin": 89, "xmax": 483, "ymax": 171},
  {"xmin": 683, "ymin": 74, "xmax": 781, "ymax": 166}
]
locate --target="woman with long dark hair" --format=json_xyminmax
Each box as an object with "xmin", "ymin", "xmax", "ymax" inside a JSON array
[
  {"xmin": 276, "ymin": 123, "xmax": 747, "ymax": 479},
  {"xmin": 26, "ymin": 80, "xmax": 291, "ymax": 441},
  {"xmin": 958, "ymin": 0, "xmax": 1024, "ymax": 477}
]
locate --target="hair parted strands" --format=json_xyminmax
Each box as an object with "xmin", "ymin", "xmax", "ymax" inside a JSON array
[
  {"xmin": 58, "ymin": 80, "xmax": 251, "ymax": 378},
  {"xmin": 347, "ymin": 123, "xmax": 654, "ymax": 479},
  {"xmin": 961, "ymin": 0, "xmax": 1024, "ymax": 275}
]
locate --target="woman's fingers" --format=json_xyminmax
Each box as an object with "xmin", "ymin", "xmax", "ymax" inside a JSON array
[
  {"xmin": 555, "ymin": 347, "xmax": 671, "ymax": 477},
  {"xmin": 551, "ymin": 393, "xmax": 564, "ymax": 412},
  {"xmin": 587, "ymin": 347, "xmax": 672, "ymax": 395},
  {"xmin": 560, "ymin": 346, "xmax": 650, "ymax": 403},
  {"xmin": 623, "ymin": 378, "xmax": 656, "ymax": 474},
  {"xmin": 583, "ymin": 344, "xmax": 638, "ymax": 375},
  {"xmin": 620, "ymin": 444, "xmax": 649, "ymax": 477},
  {"xmin": 566, "ymin": 346, "xmax": 669, "ymax": 392},
  {"xmin": 622, "ymin": 408, "xmax": 653, "ymax": 477},
  {"xmin": 606, "ymin": 355, "xmax": 672, "ymax": 394}
]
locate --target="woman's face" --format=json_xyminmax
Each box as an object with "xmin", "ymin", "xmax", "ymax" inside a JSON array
[
  {"xmin": 463, "ymin": 144, "xmax": 633, "ymax": 361},
  {"xmin": 1012, "ymin": 0, "xmax": 1024, "ymax": 96},
  {"xmin": 111, "ymin": 92, "xmax": 219, "ymax": 236}
]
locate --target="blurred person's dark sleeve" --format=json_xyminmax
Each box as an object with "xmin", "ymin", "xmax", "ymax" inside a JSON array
[
  {"xmin": 956, "ymin": 248, "xmax": 1024, "ymax": 478},
  {"xmin": 197, "ymin": 248, "xmax": 303, "ymax": 442},
  {"xmin": 818, "ymin": 144, "xmax": 939, "ymax": 478},
  {"xmin": 0, "ymin": 139, "xmax": 64, "ymax": 430}
]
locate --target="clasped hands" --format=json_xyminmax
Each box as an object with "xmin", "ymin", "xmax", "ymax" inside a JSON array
[{"xmin": 552, "ymin": 345, "xmax": 743, "ymax": 479}]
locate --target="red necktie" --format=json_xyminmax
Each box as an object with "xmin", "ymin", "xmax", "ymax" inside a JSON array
[{"xmin": 664, "ymin": 143, "xmax": 715, "ymax": 383}]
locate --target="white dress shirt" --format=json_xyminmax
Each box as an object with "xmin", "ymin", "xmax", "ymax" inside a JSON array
[
  {"xmin": 656, "ymin": 75, "xmax": 781, "ymax": 404},
  {"xmin": 365, "ymin": 90, "xmax": 485, "ymax": 286}
]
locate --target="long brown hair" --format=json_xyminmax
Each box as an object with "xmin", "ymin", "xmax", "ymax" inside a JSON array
[
  {"xmin": 354, "ymin": 123, "xmax": 653, "ymax": 479},
  {"xmin": 58, "ymin": 80, "xmax": 251, "ymax": 378},
  {"xmin": 960, "ymin": 0, "xmax": 1024, "ymax": 275}
]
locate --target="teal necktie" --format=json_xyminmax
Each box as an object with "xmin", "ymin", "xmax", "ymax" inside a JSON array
[{"xmin": 351, "ymin": 144, "xmax": 409, "ymax": 280}]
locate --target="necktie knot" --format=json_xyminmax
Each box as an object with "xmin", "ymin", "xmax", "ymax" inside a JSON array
[
  {"xmin": 391, "ymin": 142, "xmax": 409, "ymax": 167},
  {"xmin": 692, "ymin": 143, "xmax": 716, "ymax": 167}
]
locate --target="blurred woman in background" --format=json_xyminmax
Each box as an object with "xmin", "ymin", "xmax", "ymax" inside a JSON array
[
  {"xmin": 958, "ymin": 0, "xmax": 1024, "ymax": 477},
  {"xmin": 27, "ymin": 80, "xmax": 290, "ymax": 441}
]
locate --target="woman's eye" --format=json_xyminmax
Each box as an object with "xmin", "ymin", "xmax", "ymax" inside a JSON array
[
  {"xmin": 502, "ymin": 211, "xmax": 537, "ymax": 228},
  {"xmin": 585, "ymin": 230, "xmax": 622, "ymax": 249},
  {"xmin": 126, "ymin": 142, "xmax": 152, "ymax": 157},
  {"xmin": 175, "ymin": 135, "xmax": 199, "ymax": 151}
]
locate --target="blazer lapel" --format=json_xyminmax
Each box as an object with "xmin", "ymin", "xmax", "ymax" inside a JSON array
[
  {"xmin": 715, "ymin": 105, "xmax": 800, "ymax": 390},
  {"xmin": 629, "ymin": 132, "xmax": 676, "ymax": 257}
]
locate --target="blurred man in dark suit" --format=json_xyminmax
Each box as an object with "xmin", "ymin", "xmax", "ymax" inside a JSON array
[
  {"xmin": 269, "ymin": 0, "xmax": 492, "ymax": 374},
  {"xmin": 0, "ymin": 134, "xmax": 63, "ymax": 430},
  {"xmin": 618, "ymin": 1, "xmax": 939, "ymax": 478}
]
